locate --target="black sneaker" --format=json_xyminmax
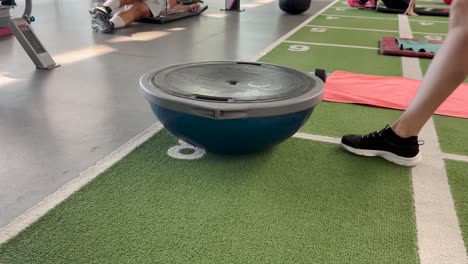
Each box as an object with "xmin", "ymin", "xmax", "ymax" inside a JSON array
[
  {"xmin": 89, "ymin": 6, "xmax": 114, "ymax": 33},
  {"xmin": 89, "ymin": 6, "xmax": 112, "ymax": 18},
  {"xmin": 341, "ymin": 126, "xmax": 422, "ymax": 166}
]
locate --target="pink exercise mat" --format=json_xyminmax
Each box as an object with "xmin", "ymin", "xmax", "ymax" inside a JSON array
[
  {"xmin": 0, "ymin": 27, "xmax": 12, "ymax": 36},
  {"xmin": 323, "ymin": 71, "xmax": 468, "ymax": 119},
  {"xmin": 380, "ymin": 37, "xmax": 442, "ymax": 59}
]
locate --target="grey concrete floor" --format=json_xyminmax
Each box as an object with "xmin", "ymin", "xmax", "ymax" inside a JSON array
[{"xmin": 0, "ymin": 0, "xmax": 331, "ymax": 227}]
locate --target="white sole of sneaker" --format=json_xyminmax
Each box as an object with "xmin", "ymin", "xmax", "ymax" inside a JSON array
[{"xmin": 341, "ymin": 143, "xmax": 422, "ymax": 167}]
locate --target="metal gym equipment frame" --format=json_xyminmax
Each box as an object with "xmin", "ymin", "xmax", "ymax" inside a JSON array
[
  {"xmin": 222, "ymin": 0, "xmax": 244, "ymax": 12},
  {"xmin": 0, "ymin": 0, "xmax": 59, "ymax": 69}
]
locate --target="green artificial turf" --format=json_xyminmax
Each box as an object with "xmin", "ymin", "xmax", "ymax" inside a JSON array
[
  {"xmin": 301, "ymin": 102, "xmax": 403, "ymax": 138},
  {"xmin": 412, "ymin": 33, "xmax": 445, "ymax": 42},
  {"xmin": 433, "ymin": 115, "xmax": 468, "ymax": 156},
  {"xmin": 289, "ymin": 27, "xmax": 398, "ymax": 48},
  {"xmin": 445, "ymin": 160, "xmax": 468, "ymax": 254},
  {"xmin": 263, "ymin": 2, "xmax": 468, "ymax": 156},
  {"xmin": 260, "ymin": 43, "xmax": 402, "ymax": 76},
  {"xmin": 408, "ymin": 15, "xmax": 450, "ymax": 23},
  {"xmin": 0, "ymin": 130, "xmax": 418, "ymax": 264},
  {"xmin": 409, "ymin": 20, "xmax": 449, "ymax": 34},
  {"xmin": 420, "ymin": 59, "xmax": 468, "ymax": 83}
]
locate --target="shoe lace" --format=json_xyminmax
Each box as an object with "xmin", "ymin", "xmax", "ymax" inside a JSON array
[{"xmin": 361, "ymin": 125, "xmax": 389, "ymax": 140}]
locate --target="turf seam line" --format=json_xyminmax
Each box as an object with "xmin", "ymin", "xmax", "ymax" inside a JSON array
[
  {"xmin": 0, "ymin": 122, "xmax": 165, "ymax": 246},
  {"xmin": 251, "ymin": 0, "xmax": 339, "ymax": 61},
  {"xmin": 284, "ymin": 40, "xmax": 378, "ymax": 50},
  {"xmin": 319, "ymin": 14, "xmax": 449, "ymax": 23},
  {"xmin": 399, "ymin": 14, "xmax": 468, "ymax": 264}
]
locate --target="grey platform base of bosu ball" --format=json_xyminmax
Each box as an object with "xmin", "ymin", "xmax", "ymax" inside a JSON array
[{"xmin": 140, "ymin": 61, "xmax": 325, "ymax": 154}]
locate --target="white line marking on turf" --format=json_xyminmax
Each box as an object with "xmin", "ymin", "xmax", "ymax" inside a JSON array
[
  {"xmin": 320, "ymin": 14, "xmax": 449, "ymax": 23},
  {"xmin": 442, "ymin": 153, "xmax": 468, "ymax": 163},
  {"xmin": 413, "ymin": 31, "xmax": 447, "ymax": 36},
  {"xmin": 321, "ymin": 14, "xmax": 398, "ymax": 20},
  {"xmin": 284, "ymin": 40, "xmax": 378, "ymax": 50},
  {"xmin": 306, "ymin": 25, "xmax": 399, "ymax": 33},
  {"xmin": 250, "ymin": 0, "xmax": 339, "ymax": 61},
  {"xmin": 293, "ymin": 132, "xmax": 341, "ymax": 144},
  {"xmin": 306, "ymin": 25, "xmax": 447, "ymax": 36},
  {"xmin": 0, "ymin": 122, "xmax": 164, "ymax": 246},
  {"xmin": 293, "ymin": 132, "xmax": 468, "ymax": 163},
  {"xmin": 399, "ymin": 14, "xmax": 468, "ymax": 264},
  {"xmin": 399, "ymin": 15, "xmax": 424, "ymax": 79}
]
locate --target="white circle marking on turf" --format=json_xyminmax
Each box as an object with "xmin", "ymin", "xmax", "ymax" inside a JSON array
[
  {"xmin": 310, "ymin": 27, "xmax": 328, "ymax": 32},
  {"xmin": 167, "ymin": 139, "xmax": 206, "ymax": 160},
  {"xmin": 424, "ymin": 35, "xmax": 443, "ymax": 41},
  {"xmin": 419, "ymin": 22, "xmax": 434, "ymax": 26},
  {"xmin": 288, "ymin": 45, "xmax": 310, "ymax": 52}
]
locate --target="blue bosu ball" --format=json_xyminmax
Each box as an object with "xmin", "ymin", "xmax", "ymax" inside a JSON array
[{"xmin": 140, "ymin": 61, "xmax": 324, "ymax": 154}]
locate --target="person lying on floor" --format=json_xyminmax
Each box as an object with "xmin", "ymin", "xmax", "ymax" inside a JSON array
[{"xmin": 90, "ymin": 0, "xmax": 201, "ymax": 33}]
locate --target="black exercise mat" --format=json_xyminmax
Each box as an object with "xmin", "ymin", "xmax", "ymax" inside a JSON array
[
  {"xmin": 138, "ymin": 5, "xmax": 208, "ymax": 24},
  {"xmin": 376, "ymin": 3, "xmax": 449, "ymax": 16}
]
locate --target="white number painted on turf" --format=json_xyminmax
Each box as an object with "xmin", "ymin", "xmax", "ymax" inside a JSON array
[
  {"xmin": 167, "ymin": 139, "xmax": 206, "ymax": 160},
  {"xmin": 288, "ymin": 45, "xmax": 310, "ymax": 52},
  {"xmin": 419, "ymin": 22, "xmax": 434, "ymax": 26},
  {"xmin": 310, "ymin": 27, "xmax": 327, "ymax": 33},
  {"xmin": 424, "ymin": 35, "xmax": 443, "ymax": 41},
  {"xmin": 335, "ymin": 7, "xmax": 346, "ymax": 11},
  {"xmin": 326, "ymin": 16, "xmax": 339, "ymax": 20}
]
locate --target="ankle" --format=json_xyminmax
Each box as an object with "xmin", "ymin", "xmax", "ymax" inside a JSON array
[{"xmin": 390, "ymin": 124, "xmax": 418, "ymax": 139}]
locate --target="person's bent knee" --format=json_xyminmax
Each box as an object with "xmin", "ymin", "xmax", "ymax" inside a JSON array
[{"xmin": 130, "ymin": 2, "xmax": 151, "ymax": 18}]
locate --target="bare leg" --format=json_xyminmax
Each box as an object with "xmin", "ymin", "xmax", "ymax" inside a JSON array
[
  {"xmin": 168, "ymin": 0, "xmax": 201, "ymax": 13},
  {"xmin": 403, "ymin": 0, "xmax": 418, "ymax": 16},
  {"xmin": 392, "ymin": 0, "xmax": 468, "ymax": 137},
  {"xmin": 102, "ymin": 0, "xmax": 144, "ymax": 9},
  {"xmin": 115, "ymin": 2, "xmax": 152, "ymax": 25},
  {"xmin": 171, "ymin": 4, "xmax": 200, "ymax": 12}
]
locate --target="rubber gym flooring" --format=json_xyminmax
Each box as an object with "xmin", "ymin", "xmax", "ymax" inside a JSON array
[{"xmin": 1, "ymin": 0, "xmax": 468, "ymax": 263}]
